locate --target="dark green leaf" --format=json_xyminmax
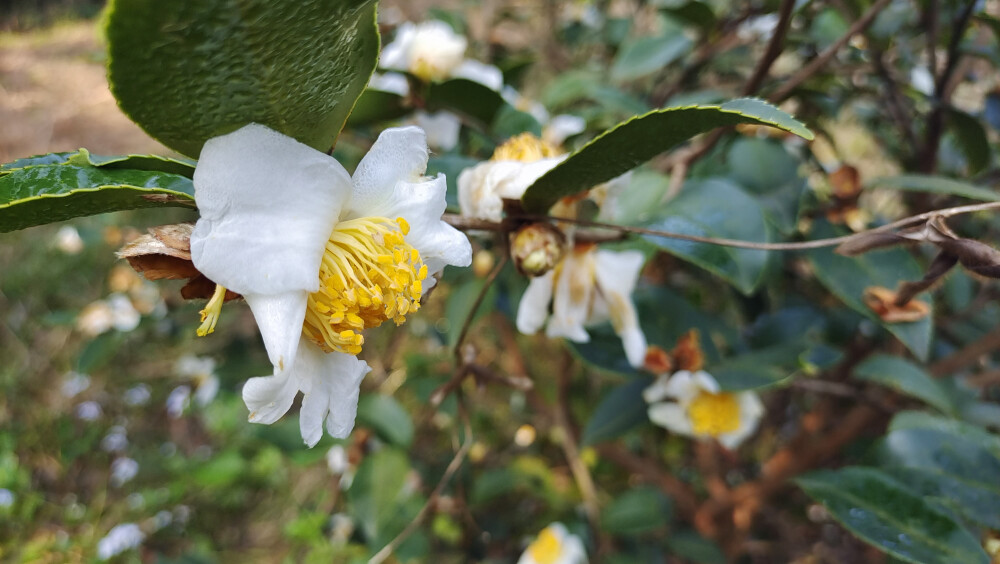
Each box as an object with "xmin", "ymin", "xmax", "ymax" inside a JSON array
[
  {"xmin": 522, "ymin": 98, "xmax": 813, "ymax": 213},
  {"xmin": 1, "ymin": 149, "xmax": 194, "ymax": 177},
  {"xmin": 805, "ymin": 221, "xmax": 933, "ymax": 360},
  {"xmin": 491, "ymin": 105, "xmax": 543, "ymax": 139},
  {"xmin": 106, "ymin": 0, "xmax": 379, "ymax": 157},
  {"xmin": 581, "ymin": 378, "xmax": 653, "ymax": 445},
  {"xmin": 796, "ymin": 467, "xmax": 989, "ymax": 564},
  {"xmin": 854, "ymin": 355, "xmax": 954, "ymax": 414},
  {"xmin": 657, "ymin": 1, "xmax": 717, "ymax": 32},
  {"xmin": 889, "ymin": 411, "xmax": 1000, "ymax": 458},
  {"xmin": 0, "ymin": 164, "xmax": 195, "ymax": 233},
  {"xmin": 727, "ymin": 138, "xmax": 806, "ymax": 234},
  {"xmin": 356, "ymin": 395, "xmax": 414, "ymax": 448},
  {"xmin": 946, "ymin": 108, "xmax": 990, "ymax": 174},
  {"xmin": 643, "ymin": 179, "xmax": 772, "ymax": 294},
  {"xmin": 866, "ymin": 174, "xmax": 999, "ymax": 201},
  {"xmin": 600, "ymin": 486, "xmax": 672, "ymax": 535},
  {"xmin": 666, "ymin": 530, "xmax": 727, "ymax": 564},
  {"xmin": 347, "ymin": 449, "xmax": 411, "ymax": 542},
  {"xmin": 346, "ymin": 89, "xmax": 410, "ymax": 126},
  {"xmin": 426, "ymin": 78, "xmax": 506, "ymax": 127},
  {"xmin": 611, "ymin": 28, "xmax": 692, "ymax": 82}
]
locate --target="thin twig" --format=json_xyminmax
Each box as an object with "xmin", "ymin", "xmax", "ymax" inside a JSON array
[
  {"xmin": 742, "ymin": 0, "xmax": 796, "ymax": 96},
  {"xmin": 369, "ymin": 401, "xmax": 474, "ymax": 564},
  {"xmin": 770, "ymin": 0, "xmax": 894, "ymax": 101},
  {"xmin": 453, "ymin": 251, "xmax": 509, "ymax": 363},
  {"xmin": 929, "ymin": 325, "xmax": 1000, "ymax": 377}
]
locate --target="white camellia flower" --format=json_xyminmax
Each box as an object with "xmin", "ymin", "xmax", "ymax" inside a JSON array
[
  {"xmin": 458, "ymin": 133, "xmax": 567, "ymax": 222},
  {"xmin": 96, "ymin": 523, "xmax": 144, "ymax": 560},
  {"xmin": 381, "ymin": 21, "xmax": 503, "ymax": 90},
  {"xmin": 189, "ymin": 124, "xmax": 471, "ymax": 447},
  {"xmin": 517, "ymin": 245, "xmax": 648, "ymax": 368},
  {"xmin": 644, "ymin": 370, "xmax": 765, "ymax": 449},
  {"xmin": 517, "ymin": 523, "xmax": 587, "ymax": 564},
  {"xmin": 414, "ymin": 110, "xmax": 462, "ymax": 151},
  {"xmin": 501, "ymin": 87, "xmax": 587, "ymax": 146}
]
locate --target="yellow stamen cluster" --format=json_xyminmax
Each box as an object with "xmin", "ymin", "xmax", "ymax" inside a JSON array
[
  {"xmin": 527, "ymin": 527, "xmax": 562, "ymax": 564},
  {"xmin": 302, "ymin": 217, "xmax": 427, "ymax": 355},
  {"xmin": 197, "ymin": 284, "xmax": 227, "ymax": 337},
  {"xmin": 687, "ymin": 391, "xmax": 741, "ymax": 436},
  {"xmin": 491, "ymin": 133, "xmax": 561, "ymax": 162}
]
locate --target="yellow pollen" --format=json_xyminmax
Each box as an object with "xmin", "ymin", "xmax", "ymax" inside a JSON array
[
  {"xmin": 491, "ymin": 133, "xmax": 562, "ymax": 162},
  {"xmin": 687, "ymin": 391, "xmax": 742, "ymax": 437},
  {"xmin": 302, "ymin": 216, "xmax": 424, "ymax": 354},
  {"xmin": 527, "ymin": 527, "xmax": 563, "ymax": 564},
  {"xmin": 196, "ymin": 284, "xmax": 227, "ymax": 337}
]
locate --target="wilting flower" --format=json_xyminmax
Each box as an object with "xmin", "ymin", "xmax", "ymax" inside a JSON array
[
  {"xmin": 380, "ymin": 20, "xmax": 503, "ymax": 90},
  {"xmin": 517, "ymin": 245, "xmax": 648, "ymax": 368},
  {"xmin": 518, "ymin": 523, "xmax": 587, "ymax": 564},
  {"xmin": 458, "ymin": 133, "xmax": 566, "ymax": 222},
  {"xmin": 189, "ymin": 124, "xmax": 470, "ymax": 446},
  {"xmin": 644, "ymin": 370, "xmax": 764, "ymax": 449},
  {"xmin": 96, "ymin": 523, "xmax": 144, "ymax": 560}
]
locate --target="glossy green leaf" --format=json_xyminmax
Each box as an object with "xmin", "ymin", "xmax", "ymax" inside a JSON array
[
  {"xmin": 727, "ymin": 138, "xmax": 806, "ymax": 234},
  {"xmin": 522, "ymin": 98, "xmax": 813, "ymax": 213},
  {"xmin": 600, "ymin": 486, "xmax": 672, "ymax": 534},
  {"xmin": 346, "ymin": 89, "xmax": 410, "ymax": 126},
  {"xmin": 796, "ymin": 467, "xmax": 989, "ymax": 564},
  {"xmin": 880, "ymin": 427, "xmax": 1000, "ymax": 529},
  {"xmin": 643, "ymin": 179, "xmax": 772, "ymax": 294},
  {"xmin": 106, "ymin": 0, "xmax": 379, "ymax": 157},
  {"xmin": 581, "ymin": 378, "xmax": 653, "ymax": 445},
  {"xmin": 866, "ymin": 175, "xmax": 999, "ymax": 201},
  {"xmin": 426, "ymin": 78, "xmax": 505, "ymax": 127},
  {"xmin": 889, "ymin": 411, "xmax": 1000, "ymax": 458},
  {"xmin": 0, "ymin": 164, "xmax": 195, "ymax": 233},
  {"xmin": 805, "ymin": 221, "xmax": 933, "ymax": 361},
  {"xmin": 347, "ymin": 448, "xmax": 411, "ymax": 542},
  {"xmin": 356, "ymin": 395, "xmax": 414, "ymax": 448},
  {"xmin": 611, "ymin": 27, "xmax": 692, "ymax": 82},
  {"xmin": 1, "ymin": 149, "xmax": 194, "ymax": 177},
  {"xmin": 854, "ymin": 355, "xmax": 954, "ymax": 414},
  {"xmin": 946, "ymin": 108, "xmax": 990, "ymax": 174}
]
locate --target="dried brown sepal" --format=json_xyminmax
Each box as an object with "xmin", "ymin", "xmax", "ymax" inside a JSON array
[
  {"xmin": 672, "ymin": 329, "xmax": 704, "ymax": 372},
  {"xmin": 643, "ymin": 345, "xmax": 673, "ymax": 375},
  {"xmin": 117, "ymin": 223, "xmax": 241, "ymax": 302},
  {"xmin": 829, "ymin": 165, "xmax": 862, "ymax": 199},
  {"xmin": 863, "ymin": 286, "xmax": 930, "ymax": 323}
]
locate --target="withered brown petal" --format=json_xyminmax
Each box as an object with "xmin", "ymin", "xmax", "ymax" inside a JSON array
[
  {"xmin": 863, "ymin": 286, "xmax": 930, "ymax": 323},
  {"xmin": 151, "ymin": 222, "xmax": 194, "ymax": 252},
  {"xmin": 181, "ymin": 276, "xmax": 242, "ymax": 302},
  {"xmin": 125, "ymin": 254, "xmax": 201, "ymax": 280},
  {"xmin": 671, "ymin": 329, "xmax": 704, "ymax": 372},
  {"xmin": 829, "ymin": 165, "xmax": 861, "ymax": 199}
]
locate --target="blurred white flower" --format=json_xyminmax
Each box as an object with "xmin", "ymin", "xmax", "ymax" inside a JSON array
[
  {"xmin": 188, "ymin": 124, "xmax": 470, "ymax": 446},
  {"xmin": 176, "ymin": 355, "xmax": 219, "ymax": 406},
  {"xmin": 644, "ymin": 370, "xmax": 764, "ymax": 449},
  {"xmin": 123, "ymin": 384, "xmax": 151, "ymax": 406},
  {"xmin": 108, "ymin": 294, "xmax": 141, "ymax": 332},
  {"xmin": 368, "ymin": 71, "xmax": 409, "ymax": 96},
  {"xmin": 0, "ymin": 488, "xmax": 14, "ymax": 508},
  {"xmin": 151, "ymin": 510, "xmax": 173, "ymax": 531},
  {"xmin": 543, "ymin": 114, "xmax": 587, "ymax": 147},
  {"xmin": 110, "ymin": 457, "xmax": 139, "ymax": 487},
  {"xmin": 326, "ymin": 444, "xmax": 349, "ymax": 474},
  {"xmin": 96, "ymin": 523, "xmax": 144, "ymax": 560},
  {"xmin": 77, "ymin": 294, "xmax": 140, "ymax": 337},
  {"xmin": 330, "ymin": 512, "xmax": 354, "ymax": 544},
  {"xmin": 60, "ymin": 371, "xmax": 91, "ymax": 398},
  {"xmin": 518, "ymin": 523, "xmax": 588, "ymax": 564},
  {"xmin": 101, "ymin": 426, "xmax": 128, "ymax": 452},
  {"xmin": 75, "ymin": 401, "xmax": 102, "ymax": 421},
  {"xmin": 517, "ymin": 246, "xmax": 648, "ymax": 368},
  {"xmin": 381, "ymin": 21, "xmax": 503, "ymax": 90},
  {"xmin": 414, "ymin": 110, "xmax": 462, "ymax": 151},
  {"xmin": 737, "ymin": 14, "xmax": 780, "ymax": 40},
  {"xmin": 54, "ymin": 225, "xmax": 84, "ymax": 254},
  {"xmin": 165, "ymin": 386, "xmax": 191, "ymax": 418},
  {"xmin": 910, "ymin": 66, "xmax": 935, "ymax": 96},
  {"xmin": 561, "ymin": 1, "xmax": 603, "ymax": 29},
  {"xmin": 458, "ymin": 133, "xmax": 566, "ymax": 222}
]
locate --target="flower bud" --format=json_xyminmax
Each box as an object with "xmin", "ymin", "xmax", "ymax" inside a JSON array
[{"xmin": 510, "ymin": 223, "xmax": 567, "ymax": 277}]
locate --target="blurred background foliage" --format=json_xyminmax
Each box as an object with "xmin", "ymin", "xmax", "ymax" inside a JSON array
[{"xmin": 3, "ymin": 0, "xmax": 1000, "ymax": 563}]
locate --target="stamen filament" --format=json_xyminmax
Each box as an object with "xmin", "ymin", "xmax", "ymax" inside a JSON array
[{"xmin": 197, "ymin": 284, "xmax": 227, "ymax": 337}]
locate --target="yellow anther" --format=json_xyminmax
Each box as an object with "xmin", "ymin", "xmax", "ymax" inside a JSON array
[
  {"xmin": 303, "ymin": 216, "xmax": 425, "ymax": 355},
  {"xmin": 196, "ymin": 284, "xmax": 227, "ymax": 337},
  {"xmin": 492, "ymin": 133, "xmax": 562, "ymax": 162}
]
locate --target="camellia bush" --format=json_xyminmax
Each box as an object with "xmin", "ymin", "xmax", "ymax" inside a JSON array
[{"xmin": 2, "ymin": 0, "xmax": 1000, "ymax": 562}]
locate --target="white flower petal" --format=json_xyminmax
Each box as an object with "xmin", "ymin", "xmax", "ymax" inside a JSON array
[
  {"xmin": 543, "ymin": 114, "xmax": 586, "ymax": 146},
  {"xmin": 592, "ymin": 249, "xmax": 646, "ymax": 367},
  {"xmin": 643, "ymin": 376, "xmax": 672, "ymax": 404},
  {"xmin": 379, "ymin": 23, "xmax": 415, "ymax": 71},
  {"xmin": 369, "ymin": 72, "xmax": 409, "ymax": 96},
  {"xmin": 691, "ymin": 370, "xmax": 721, "ymax": 394},
  {"xmin": 663, "ymin": 371, "xmax": 698, "ymax": 402},
  {"xmin": 295, "ymin": 343, "xmax": 370, "ymax": 446},
  {"xmin": 349, "ymin": 126, "xmax": 429, "ymax": 217},
  {"xmin": 516, "ymin": 270, "xmax": 555, "ymax": 335},
  {"xmin": 453, "ymin": 59, "xmax": 504, "ymax": 91},
  {"xmin": 244, "ymin": 291, "xmax": 308, "ymax": 373},
  {"xmin": 242, "ymin": 370, "xmax": 298, "ymax": 425},
  {"xmin": 546, "ymin": 250, "xmax": 595, "ymax": 343},
  {"xmin": 457, "ymin": 158, "xmax": 565, "ymax": 222},
  {"xmin": 647, "ymin": 403, "xmax": 692, "ymax": 436},
  {"xmin": 415, "ymin": 110, "xmax": 462, "ymax": 151},
  {"xmin": 190, "ymin": 124, "xmax": 351, "ymax": 296}
]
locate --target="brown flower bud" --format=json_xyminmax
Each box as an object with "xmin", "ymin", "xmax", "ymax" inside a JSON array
[
  {"xmin": 510, "ymin": 222, "xmax": 567, "ymax": 277},
  {"xmin": 643, "ymin": 345, "xmax": 673, "ymax": 374},
  {"xmin": 672, "ymin": 330, "xmax": 705, "ymax": 372}
]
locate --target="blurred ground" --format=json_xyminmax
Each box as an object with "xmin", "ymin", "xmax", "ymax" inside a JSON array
[{"xmin": 0, "ymin": 20, "xmax": 169, "ymax": 162}]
